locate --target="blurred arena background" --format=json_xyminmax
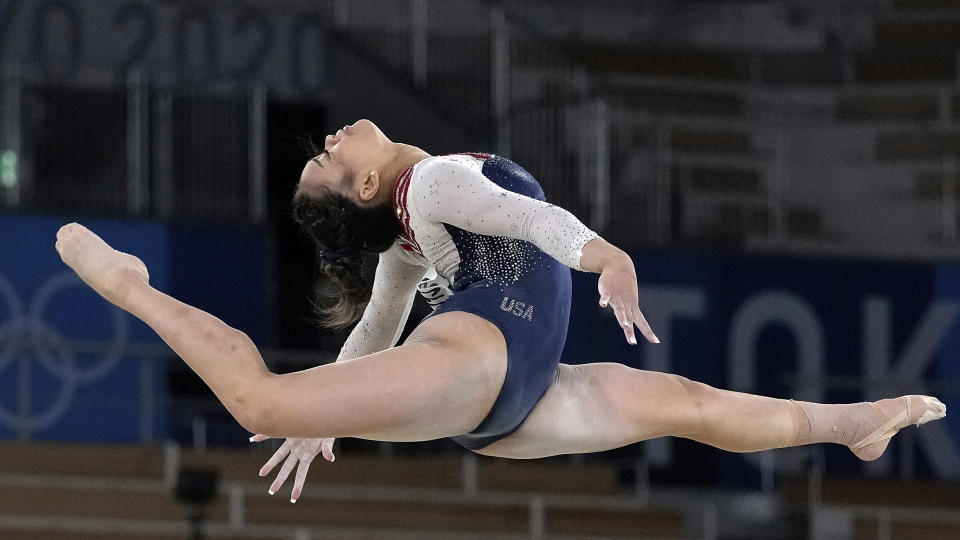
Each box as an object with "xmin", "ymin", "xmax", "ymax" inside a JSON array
[{"xmin": 0, "ymin": 0, "xmax": 959, "ymax": 538}]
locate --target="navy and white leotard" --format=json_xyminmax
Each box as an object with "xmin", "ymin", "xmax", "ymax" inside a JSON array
[{"xmin": 337, "ymin": 153, "xmax": 599, "ymax": 450}]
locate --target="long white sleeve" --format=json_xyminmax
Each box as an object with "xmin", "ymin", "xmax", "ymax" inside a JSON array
[
  {"xmin": 336, "ymin": 243, "xmax": 428, "ymax": 361},
  {"xmin": 407, "ymin": 157, "xmax": 599, "ymax": 270}
]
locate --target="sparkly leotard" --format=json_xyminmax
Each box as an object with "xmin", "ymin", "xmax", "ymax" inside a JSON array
[{"xmin": 337, "ymin": 153, "xmax": 598, "ymax": 449}]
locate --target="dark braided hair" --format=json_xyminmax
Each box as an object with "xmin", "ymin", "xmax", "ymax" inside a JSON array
[{"xmin": 292, "ymin": 186, "xmax": 400, "ymax": 329}]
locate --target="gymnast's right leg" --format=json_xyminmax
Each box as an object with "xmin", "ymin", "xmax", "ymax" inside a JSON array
[
  {"xmin": 477, "ymin": 363, "xmax": 946, "ymax": 460},
  {"xmin": 55, "ymin": 223, "xmax": 508, "ymax": 442}
]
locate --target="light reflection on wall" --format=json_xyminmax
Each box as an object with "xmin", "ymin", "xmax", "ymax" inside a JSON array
[{"xmin": 0, "ymin": 151, "xmax": 16, "ymax": 189}]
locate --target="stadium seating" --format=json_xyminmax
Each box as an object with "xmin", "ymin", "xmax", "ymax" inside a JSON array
[
  {"xmin": 784, "ymin": 476, "xmax": 960, "ymax": 540},
  {"xmin": 0, "ymin": 440, "xmax": 689, "ymax": 539}
]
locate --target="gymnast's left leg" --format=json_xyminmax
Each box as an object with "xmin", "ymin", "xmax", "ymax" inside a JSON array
[{"xmin": 476, "ymin": 363, "xmax": 946, "ymax": 460}]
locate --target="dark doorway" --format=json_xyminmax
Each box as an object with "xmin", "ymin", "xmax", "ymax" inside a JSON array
[{"xmin": 266, "ymin": 100, "xmax": 349, "ymax": 352}]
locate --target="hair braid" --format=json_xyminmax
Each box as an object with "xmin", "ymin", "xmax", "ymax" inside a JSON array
[{"xmin": 292, "ymin": 186, "xmax": 399, "ymax": 329}]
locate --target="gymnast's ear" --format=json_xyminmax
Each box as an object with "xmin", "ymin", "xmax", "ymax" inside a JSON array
[{"xmin": 357, "ymin": 169, "xmax": 380, "ymax": 203}]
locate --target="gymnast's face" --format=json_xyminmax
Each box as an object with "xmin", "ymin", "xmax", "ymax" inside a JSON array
[{"xmin": 297, "ymin": 119, "xmax": 393, "ymax": 206}]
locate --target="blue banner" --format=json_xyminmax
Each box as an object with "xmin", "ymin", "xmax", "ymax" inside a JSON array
[{"xmin": 0, "ymin": 214, "xmax": 271, "ymax": 443}]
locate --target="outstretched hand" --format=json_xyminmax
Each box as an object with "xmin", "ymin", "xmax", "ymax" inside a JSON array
[
  {"xmin": 597, "ymin": 258, "xmax": 659, "ymax": 345},
  {"xmin": 249, "ymin": 435, "xmax": 336, "ymax": 503}
]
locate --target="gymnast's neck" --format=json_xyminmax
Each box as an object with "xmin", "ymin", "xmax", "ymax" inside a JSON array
[{"xmin": 377, "ymin": 143, "xmax": 431, "ymax": 202}]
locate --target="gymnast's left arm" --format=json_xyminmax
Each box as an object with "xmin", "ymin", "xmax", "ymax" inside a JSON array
[{"xmin": 410, "ymin": 158, "xmax": 659, "ymax": 345}]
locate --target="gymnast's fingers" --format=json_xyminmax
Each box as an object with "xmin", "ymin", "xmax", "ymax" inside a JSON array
[
  {"xmin": 622, "ymin": 323, "xmax": 636, "ymax": 345},
  {"xmin": 598, "ymin": 285, "xmax": 610, "ymax": 307},
  {"xmin": 611, "ymin": 301, "xmax": 636, "ymax": 344},
  {"xmin": 609, "ymin": 299, "xmax": 624, "ymax": 325},
  {"xmin": 269, "ymin": 453, "xmax": 299, "ymax": 495},
  {"xmin": 320, "ymin": 438, "xmax": 336, "ymax": 462},
  {"xmin": 290, "ymin": 459, "xmax": 313, "ymax": 503},
  {"xmin": 249, "ymin": 434, "xmax": 270, "ymax": 443},
  {"xmin": 259, "ymin": 440, "xmax": 291, "ymax": 477},
  {"xmin": 633, "ymin": 307, "xmax": 659, "ymax": 344},
  {"xmin": 621, "ymin": 309, "xmax": 637, "ymax": 345}
]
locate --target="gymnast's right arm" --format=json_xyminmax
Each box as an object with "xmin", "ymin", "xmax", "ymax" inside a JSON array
[
  {"xmin": 337, "ymin": 243, "xmax": 428, "ymax": 360},
  {"xmin": 252, "ymin": 243, "xmax": 426, "ymax": 502}
]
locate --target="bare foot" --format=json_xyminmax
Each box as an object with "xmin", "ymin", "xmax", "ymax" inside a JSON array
[
  {"xmin": 850, "ymin": 395, "xmax": 946, "ymax": 461},
  {"xmin": 55, "ymin": 223, "xmax": 150, "ymax": 308}
]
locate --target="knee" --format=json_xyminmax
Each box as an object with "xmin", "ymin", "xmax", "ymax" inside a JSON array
[
  {"xmin": 218, "ymin": 358, "xmax": 277, "ymax": 436},
  {"xmin": 231, "ymin": 380, "xmax": 280, "ymax": 436},
  {"xmin": 673, "ymin": 375, "xmax": 718, "ymax": 437}
]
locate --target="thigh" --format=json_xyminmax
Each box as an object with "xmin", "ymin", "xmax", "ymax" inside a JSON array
[
  {"xmin": 257, "ymin": 311, "xmax": 507, "ymax": 442},
  {"xmin": 476, "ymin": 363, "xmax": 701, "ymax": 459}
]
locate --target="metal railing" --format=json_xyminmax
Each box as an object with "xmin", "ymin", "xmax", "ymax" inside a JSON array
[
  {"xmin": 0, "ymin": 71, "xmax": 267, "ymax": 223},
  {"xmin": 4, "ymin": 0, "xmax": 960, "ymax": 253},
  {"xmin": 324, "ymin": 0, "xmax": 960, "ymax": 257}
]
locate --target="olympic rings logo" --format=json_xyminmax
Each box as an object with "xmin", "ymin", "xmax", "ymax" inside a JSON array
[{"xmin": 0, "ymin": 271, "xmax": 128, "ymax": 433}]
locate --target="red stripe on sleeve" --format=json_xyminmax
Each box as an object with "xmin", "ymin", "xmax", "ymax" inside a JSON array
[{"xmin": 392, "ymin": 165, "xmax": 423, "ymax": 257}]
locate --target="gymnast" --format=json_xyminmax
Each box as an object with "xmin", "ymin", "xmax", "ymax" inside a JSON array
[{"xmin": 55, "ymin": 119, "xmax": 945, "ymax": 503}]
